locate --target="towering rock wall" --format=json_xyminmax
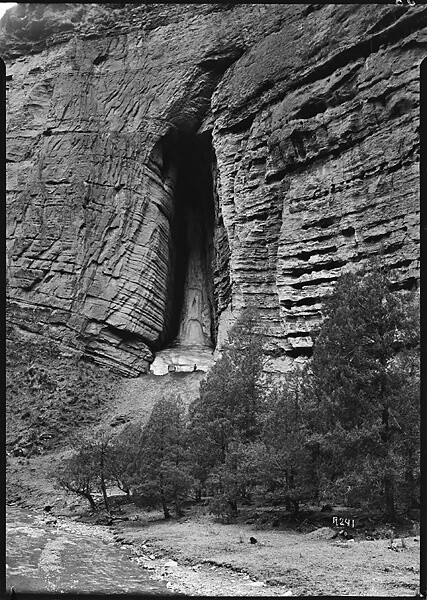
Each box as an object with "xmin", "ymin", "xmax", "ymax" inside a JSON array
[{"xmin": 3, "ymin": 3, "xmax": 423, "ymax": 375}]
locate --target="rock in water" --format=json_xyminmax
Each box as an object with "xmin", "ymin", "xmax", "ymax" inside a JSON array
[{"xmin": 3, "ymin": 4, "xmax": 421, "ymax": 376}]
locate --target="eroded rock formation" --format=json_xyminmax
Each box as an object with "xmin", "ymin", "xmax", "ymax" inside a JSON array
[{"xmin": 3, "ymin": 3, "xmax": 422, "ymax": 375}]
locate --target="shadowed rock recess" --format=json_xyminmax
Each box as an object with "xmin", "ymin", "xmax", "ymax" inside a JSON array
[{"xmin": 4, "ymin": 3, "xmax": 422, "ymax": 376}]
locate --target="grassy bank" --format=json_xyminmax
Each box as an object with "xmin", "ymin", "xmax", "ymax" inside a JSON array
[
  {"xmin": 6, "ymin": 323, "xmax": 420, "ymax": 596},
  {"xmin": 108, "ymin": 501, "xmax": 421, "ymax": 596},
  {"xmin": 6, "ymin": 449, "xmax": 420, "ymax": 597}
]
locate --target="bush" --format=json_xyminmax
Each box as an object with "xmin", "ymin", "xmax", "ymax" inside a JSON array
[{"xmin": 208, "ymin": 494, "xmax": 236, "ymax": 524}]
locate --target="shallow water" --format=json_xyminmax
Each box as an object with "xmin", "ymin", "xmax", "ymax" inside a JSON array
[{"xmin": 6, "ymin": 505, "xmax": 170, "ymax": 594}]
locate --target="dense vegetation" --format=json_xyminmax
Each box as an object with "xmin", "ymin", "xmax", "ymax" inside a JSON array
[{"xmin": 55, "ymin": 263, "xmax": 420, "ymax": 522}]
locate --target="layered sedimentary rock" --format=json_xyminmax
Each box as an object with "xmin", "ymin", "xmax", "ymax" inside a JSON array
[{"xmin": 3, "ymin": 3, "xmax": 423, "ymax": 375}]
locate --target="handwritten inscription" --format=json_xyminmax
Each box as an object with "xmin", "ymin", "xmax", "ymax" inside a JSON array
[{"xmin": 332, "ymin": 517, "xmax": 355, "ymax": 528}]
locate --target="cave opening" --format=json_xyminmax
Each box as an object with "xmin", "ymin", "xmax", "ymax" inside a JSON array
[{"xmin": 159, "ymin": 130, "xmax": 217, "ymax": 356}]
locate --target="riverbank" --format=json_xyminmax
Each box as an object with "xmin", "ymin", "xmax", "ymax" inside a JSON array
[
  {"xmin": 7, "ymin": 504, "xmax": 421, "ymax": 597},
  {"xmin": 6, "ymin": 505, "xmax": 170, "ymax": 595},
  {"xmin": 108, "ymin": 507, "xmax": 420, "ymax": 596},
  {"xmin": 24, "ymin": 503, "xmax": 418, "ymax": 597},
  {"xmin": 6, "ymin": 455, "xmax": 421, "ymax": 596}
]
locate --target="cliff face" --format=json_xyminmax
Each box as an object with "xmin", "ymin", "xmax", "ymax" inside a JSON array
[{"xmin": 3, "ymin": 3, "xmax": 423, "ymax": 376}]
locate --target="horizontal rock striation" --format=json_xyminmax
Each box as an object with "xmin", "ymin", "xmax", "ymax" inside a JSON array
[
  {"xmin": 211, "ymin": 3, "xmax": 423, "ymax": 368},
  {"xmin": 3, "ymin": 3, "xmax": 422, "ymax": 375}
]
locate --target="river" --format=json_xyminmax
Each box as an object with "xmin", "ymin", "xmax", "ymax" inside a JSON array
[{"xmin": 6, "ymin": 505, "xmax": 172, "ymax": 595}]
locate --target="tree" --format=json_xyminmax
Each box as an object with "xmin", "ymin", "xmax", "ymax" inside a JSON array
[
  {"xmin": 260, "ymin": 376, "xmax": 315, "ymax": 515},
  {"xmin": 56, "ymin": 447, "xmax": 98, "ymax": 511},
  {"xmin": 303, "ymin": 262, "xmax": 419, "ymax": 517},
  {"xmin": 130, "ymin": 395, "xmax": 192, "ymax": 519},
  {"xmin": 56, "ymin": 431, "xmax": 115, "ymax": 513},
  {"xmin": 206, "ymin": 440, "xmax": 264, "ymax": 521},
  {"xmin": 108, "ymin": 424, "xmax": 141, "ymax": 496},
  {"xmin": 88, "ymin": 431, "xmax": 113, "ymax": 514},
  {"xmin": 188, "ymin": 307, "xmax": 265, "ymax": 494}
]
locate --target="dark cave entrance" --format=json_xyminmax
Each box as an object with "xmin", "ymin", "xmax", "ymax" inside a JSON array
[{"xmin": 159, "ymin": 130, "xmax": 216, "ymax": 351}]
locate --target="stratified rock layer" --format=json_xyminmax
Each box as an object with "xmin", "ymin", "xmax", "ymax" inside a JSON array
[{"xmin": 3, "ymin": 3, "xmax": 423, "ymax": 375}]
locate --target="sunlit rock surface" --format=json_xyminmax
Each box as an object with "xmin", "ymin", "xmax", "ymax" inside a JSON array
[
  {"xmin": 3, "ymin": 3, "xmax": 422, "ymax": 376},
  {"xmin": 151, "ymin": 346, "xmax": 214, "ymax": 376}
]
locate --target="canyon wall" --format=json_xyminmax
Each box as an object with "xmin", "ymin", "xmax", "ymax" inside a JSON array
[{"xmin": 3, "ymin": 3, "xmax": 423, "ymax": 375}]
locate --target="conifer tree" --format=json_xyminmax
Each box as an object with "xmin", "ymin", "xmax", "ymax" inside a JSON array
[
  {"xmin": 303, "ymin": 262, "xmax": 419, "ymax": 517},
  {"xmin": 131, "ymin": 395, "xmax": 192, "ymax": 519},
  {"xmin": 188, "ymin": 308, "xmax": 265, "ymax": 492},
  {"xmin": 261, "ymin": 377, "xmax": 314, "ymax": 514}
]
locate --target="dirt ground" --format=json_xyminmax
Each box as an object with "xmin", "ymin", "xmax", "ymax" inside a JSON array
[
  {"xmin": 6, "ymin": 454, "xmax": 420, "ymax": 597},
  {"xmin": 105, "ymin": 371, "xmax": 205, "ymax": 431},
  {"xmin": 6, "ymin": 372, "xmax": 421, "ymax": 596},
  {"xmin": 109, "ymin": 506, "xmax": 420, "ymax": 597}
]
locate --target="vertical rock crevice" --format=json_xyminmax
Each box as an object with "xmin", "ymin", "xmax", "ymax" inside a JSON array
[
  {"xmin": 5, "ymin": 3, "xmax": 421, "ymax": 376},
  {"xmin": 152, "ymin": 130, "xmax": 219, "ymax": 373}
]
